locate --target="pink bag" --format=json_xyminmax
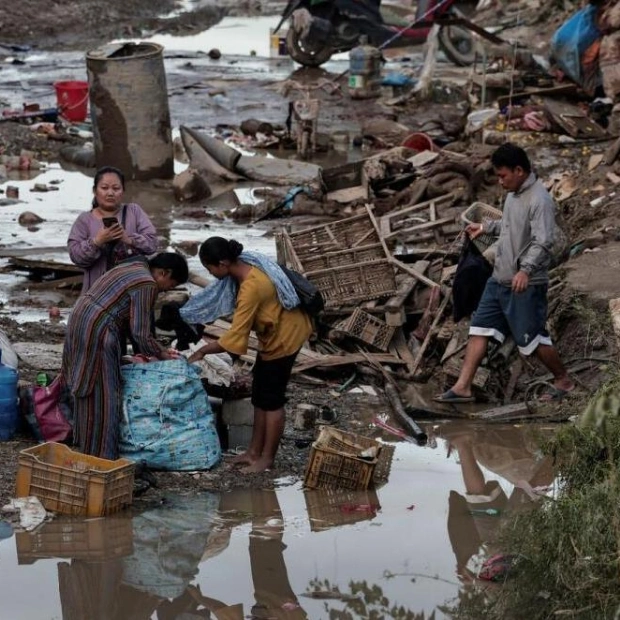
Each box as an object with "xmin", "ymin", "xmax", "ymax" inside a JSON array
[{"xmin": 33, "ymin": 376, "xmax": 73, "ymax": 443}]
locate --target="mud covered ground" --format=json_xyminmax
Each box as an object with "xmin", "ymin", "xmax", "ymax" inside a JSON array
[
  {"xmin": 0, "ymin": 0, "xmax": 253, "ymax": 51},
  {"xmin": 0, "ymin": 311, "xmax": 391, "ymax": 511}
]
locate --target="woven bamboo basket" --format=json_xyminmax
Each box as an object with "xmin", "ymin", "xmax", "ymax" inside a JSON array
[
  {"xmin": 460, "ymin": 202, "xmax": 503, "ymax": 252},
  {"xmin": 288, "ymin": 211, "xmax": 380, "ymax": 256},
  {"xmin": 306, "ymin": 260, "xmax": 396, "ymax": 308},
  {"xmin": 339, "ymin": 308, "xmax": 396, "ymax": 351},
  {"xmin": 300, "ymin": 243, "xmax": 386, "ymax": 272},
  {"xmin": 304, "ymin": 427, "xmax": 394, "ymax": 490}
]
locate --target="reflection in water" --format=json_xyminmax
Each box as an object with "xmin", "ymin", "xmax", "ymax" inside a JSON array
[
  {"xmin": 4, "ymin": 424, "xmax": 558, "ymax": 618},
  {"xmin": 438, "ymin": 423, "xmax": 555, "ymax": 583},
  {"xmin": 210, "ymin": 488, "xmax": 307, "ymax": 619},
  {"xmin": 304, "ymin": 487, "xmax": 380, "ymax": 532},
  {"xmin": 122, "ymin": 494, "xmax": 220, "ymax": 600},
  {"xmin": 15, "ymin": 491, "xmax": 310, "ymax": 619}
]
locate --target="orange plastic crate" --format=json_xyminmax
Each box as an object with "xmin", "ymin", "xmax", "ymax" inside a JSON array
[
  {"xmin": 304, "ymin": 427, "xmax": 389, "ymax": 491},
  {"xmin": 16, "ymin": 516, "xmax": 133, "ymax": 563},
  {"xmin": 15, "ymin": 442, "xmax": 134, "ymax": 517}
]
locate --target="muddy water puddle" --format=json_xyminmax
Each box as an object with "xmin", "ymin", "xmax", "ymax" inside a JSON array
[{"xmin": 0, "ymin": 422, "xmax": 556, "ymax": 619}]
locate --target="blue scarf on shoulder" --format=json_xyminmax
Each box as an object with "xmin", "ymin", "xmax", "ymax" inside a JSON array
[{"xmin": 179, "ymin": 251, "xmax": 300, "ymax": 325}]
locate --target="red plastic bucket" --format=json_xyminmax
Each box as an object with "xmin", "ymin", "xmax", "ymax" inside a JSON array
[
  {"xmin": 402, "ymin": 132, "xmax": 439, "ymax": 153},
  {"xmin": 54, "ymin": 80, "xmax": 89, "ymax": 122}
]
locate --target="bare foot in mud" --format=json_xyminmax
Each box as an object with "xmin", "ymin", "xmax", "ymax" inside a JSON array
[
  {"xmin": 227, "ymin": 451, "xmax": 259, "ymax": 466},
  {"xmin": 241, "ymin": 458, "xmax": 273, "ymax": 474}
]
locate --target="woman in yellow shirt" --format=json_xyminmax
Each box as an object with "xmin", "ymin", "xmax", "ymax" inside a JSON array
[{"xmin": 187, "ymin": 237, "xmax": 312, "ymax": 473}]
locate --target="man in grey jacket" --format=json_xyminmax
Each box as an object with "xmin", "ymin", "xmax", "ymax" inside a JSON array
[{"xmin": 436, "ymin": 143, "xmax": 574, "ymax": 403}]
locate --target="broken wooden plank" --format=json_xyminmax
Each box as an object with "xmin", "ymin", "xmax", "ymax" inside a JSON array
[
  {"xmin": 392, "ymin": 258, "xmax": 438, "ymax": 288},
  {"xmin": 384, "ymin": 267, "xmax": 428, "ymax": 326},
  {"xmin": 385, "ymin": 270, "xmax": 426, "ymax": 311},
  {"xmin": 496, "ymin": 84, "xmax": 578, "ymax": 111},
  {"xmin": 384, "ymin": 215, "xmax": 455, "ymax": 240},
  {"xmin": 526, "ymin": 359, "xmax": 610, "ymax": 384},
  {"xmin": 6, "ymin": 257, "xmax": 81, "ymax": 274},
  {"xmin": 443, "ymin": 356, "xmax": 490, "ymax": 389},
  {"xmin": 389, "ymin": 328, "xmax": 417, "ymax": 374},
  {"xmin": 412, "ymin": 285, "xmax": 441, "ymax": 341},
  {"xmin": 292, "ymin": 352, "xmax": 406, "ymax": 373},
  {"xmin": 409, "ymin": 292, "xmax": 450, "ymax": 376},
  {"xmin": 327, "ymin": 186, "xmax": 368, "ymax": 203},
  {"xmin": 605, "ymin": 136, "xmax": 620, "ymax": 166},
  {"xmin": 380, "ymin": 194, "xmax": 453, "ymax": 234},
  {"xmin": 472, "ymin": 402, "xmax": 530, "ymax": 421},
  {"xmin": 505, "ymin": 358, "xmax": 523, "ymax": 402},
  {"xmin": 541, "ymin": 97, "xmax": 607, "ymax": 139},
  {"xmin": 25, "ymin": 274, "xmax": 83, "ymax": 290},
  {"xmin": 365, "ymin": 203, "xmax": 392, "ymax": 259}
]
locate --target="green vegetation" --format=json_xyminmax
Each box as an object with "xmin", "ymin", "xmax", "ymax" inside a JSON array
[{"xmin": 449, "ymin": 376, "xmax": 620, "ymax": 620}]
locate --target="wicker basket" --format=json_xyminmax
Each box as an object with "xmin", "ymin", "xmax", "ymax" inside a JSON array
[
  {"xmin": 304, "ymin": 487, "xmax": 381, "ymax": 532},
  {"xmin": 460, "ymin": 201, "xmax": 503, "ymax": 252},
  {"xmin": 288, "ymin": 211, "xmax": 380, "ymax": 257},
  {"xmin": 331, "ymin": 428, "xmax": 394, "ymax": 484},
  {"xmin": 300, "ymin": 243, "xmax": 386, "ymax": 272},
  {"xmin": 339, "ymin": 308, "xmax": 396, "ymax": 351},
  {"xmin": 307, "ymin": 260, "xmax": 397, "ymax": 308},
  {"xmin": 304, "ymin": 427, "xmax": 390, "ymax": 490},
  {"xmin": 15, "ymin": 442, "xmax": 135, "ymax": 517},
  {"xmin": 16, "ymin": 516, "xmax": 133, "ymax": 563}
]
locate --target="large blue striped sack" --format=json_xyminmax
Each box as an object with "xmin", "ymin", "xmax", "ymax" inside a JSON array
[{"xmin": 119, "ymin": 358, "xmax": 221, "ymax": 470}]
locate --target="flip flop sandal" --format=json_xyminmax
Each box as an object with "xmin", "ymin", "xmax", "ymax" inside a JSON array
[
  {"xmin": 538, "ymin": 387, "xmax": 574, "ymax": 402},
  {"xmin": 527, "ymin": 381, "xmax": 575, "ymax": 403},
  {"xmin": 433, "ymin": 389, "xmax": 475, "ymax": 404}
]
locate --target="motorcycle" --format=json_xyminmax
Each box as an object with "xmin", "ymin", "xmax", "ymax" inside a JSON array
[{"xmin": 274, "ymin": 0, "xmax": 479, "ymax": 68}]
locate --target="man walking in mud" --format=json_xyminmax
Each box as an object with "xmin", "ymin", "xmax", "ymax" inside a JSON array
[{"xmin": 435, "ymin": 143, "xmax": 574, "ymax": 404}]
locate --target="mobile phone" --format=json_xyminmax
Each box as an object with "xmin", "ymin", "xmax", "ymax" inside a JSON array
[{"xmin": 102, "ymin": 217, "xmax": 118, "ymax": 228}]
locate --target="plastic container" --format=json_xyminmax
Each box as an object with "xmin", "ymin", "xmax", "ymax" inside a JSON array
[
  {"xmin": 402, "ymin": 132, "xmax": 439, "ymax": 153},
  {"xmin": 304, "ymin": 427, "xmax": 387, "ymax": 490},
  {"xmin": 348, "ymin": 38, "xmax": 382, "ymax": 100},
  {"xmin": 15, "ymin": 442, "xmax": 135, "ymax": 517},
  {"xmin": 53, "ymin": 81, "xmax": 89, "ymax": 122},
  {"xmin": 0, "ymin": 350, "xmax": 19, "ymax": 441},
  {"xmin": 16, "ymin": 516, "xmax": 133, "ymax": 563}
]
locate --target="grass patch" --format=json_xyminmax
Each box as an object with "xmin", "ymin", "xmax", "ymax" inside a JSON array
[{"xmin": 447, "ymin": 374, "xmax": 620, "ymax": 620}]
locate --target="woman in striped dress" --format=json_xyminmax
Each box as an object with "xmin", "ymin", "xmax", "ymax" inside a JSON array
[{"xmin": 63, "ymin": 253, "xmax": 189, "ymax": 460}]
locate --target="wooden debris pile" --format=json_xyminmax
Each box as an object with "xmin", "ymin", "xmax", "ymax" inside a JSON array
[
  {"xmin": 274, "ymin": 199, "xmax": 464, "ymax": 381},
  {"xmin": 274, "ymin": 194, "xmax": 569, "ymax": 413}
]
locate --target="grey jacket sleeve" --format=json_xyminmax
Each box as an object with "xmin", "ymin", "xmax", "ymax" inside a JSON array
[{"xmin": 518, "ymin": 198, "xmax": 556, "ymax": 274}]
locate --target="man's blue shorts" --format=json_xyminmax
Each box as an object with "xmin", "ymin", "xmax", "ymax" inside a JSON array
[{"xmin": 469, "ymin": 277, "xmax": 552, "ymax": 356}]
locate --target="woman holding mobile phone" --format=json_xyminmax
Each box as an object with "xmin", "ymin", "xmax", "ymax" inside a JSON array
[{"xmin": 68, "ymin": 166, "xmax": 158, "ymax": 294}]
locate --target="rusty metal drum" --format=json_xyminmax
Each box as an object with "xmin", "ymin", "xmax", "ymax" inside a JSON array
[{"xmin": 86, "ymin": 42, "xmax": 174, "ymax": 180}]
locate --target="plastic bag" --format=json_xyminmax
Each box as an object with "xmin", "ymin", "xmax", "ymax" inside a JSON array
[
  {"xmin": 22, "ymin": 376, "xmax": 73, "ymax": 443},
  {"xmin": 452, "ymin": 236, "xmax": 493, "ymax": 322},
  {"xmin": 550, "ymin": 5, "xmax": 602, "ymax": 91}
]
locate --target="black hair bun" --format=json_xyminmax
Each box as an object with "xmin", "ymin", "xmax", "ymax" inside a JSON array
[{"xmin": 228, "ymin": 239, "xmax": 243, "ymax": 258}]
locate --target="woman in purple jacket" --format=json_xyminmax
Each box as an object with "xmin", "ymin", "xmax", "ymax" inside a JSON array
[{"xmin": 68, "ymin": 166, "xmax": 158, "ymax": 294}]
